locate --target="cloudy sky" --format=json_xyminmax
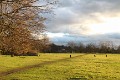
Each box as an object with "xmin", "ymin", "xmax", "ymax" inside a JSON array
[{"xmin": 44, "ymin": 0, "xmax": 120, "ymax": 45}]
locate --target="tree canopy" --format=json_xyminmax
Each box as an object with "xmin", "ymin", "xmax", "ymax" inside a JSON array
[{"xmin": 0, "ymin": 0, "xmax": 56, "ymax": 55}]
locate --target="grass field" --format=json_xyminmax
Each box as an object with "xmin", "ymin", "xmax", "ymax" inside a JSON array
[{"xmin": 0, "ymin": 53, "xmax": 120, "ymax": 80}]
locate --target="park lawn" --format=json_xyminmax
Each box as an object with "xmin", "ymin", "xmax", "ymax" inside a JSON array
[
  {"xmin": 1, "ymin": 54, "xmax": 120, "ymax": 80},
  {"xmin": 0, "ymin": 53, "xmax": 80, "ymax": 72}
]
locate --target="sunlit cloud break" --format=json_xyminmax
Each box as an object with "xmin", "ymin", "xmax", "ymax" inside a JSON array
[{"xmin": 46, "ymin": 32, "xmax": 69, "ymax": 38}]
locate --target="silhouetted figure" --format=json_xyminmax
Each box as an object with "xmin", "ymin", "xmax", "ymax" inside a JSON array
[
  {"xmin": 70, "ymin": 55, "xmax": 71, "ymax": 58},
  {"xmin": 106, "ymin": 55, "xmax": 107, "ymax": 57},
  {"xmin": 94, "ymin": 55, "xmax": 96, "ymax": 57}
]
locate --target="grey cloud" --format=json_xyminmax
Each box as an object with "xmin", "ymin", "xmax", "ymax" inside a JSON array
[
  {"xmin": 46, "ymin": 0, "xmax": 120, "ymax": 32},
  {"xmin": 59, "ymin": 0, "xmax": 75, "ymax": 8},
  {"xmin": 54, "ymin": 8, "xmax": 77, "ymax": 24},
  {"xmin": 72, "ymin": 0, "xmax": 120, "ymax": 14},
  {"xmin": 45, "ymin": 0, "xmax": 120, "ymax": 44},
  {"xmin": 50, "ymin": 33, "xmax": 120, "ymax": 45},
  {"xmin": 50, "ymin": 34, "xmax": 91, "ymax": 45},
  {"xmin": 106, "ymin": 33, "xmax": 120, "ymax": 39}
]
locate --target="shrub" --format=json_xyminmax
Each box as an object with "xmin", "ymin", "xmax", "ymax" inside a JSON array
[
  {"xmin": 1, "ymin": 50, "xmax": 38, "ymax": 56},
  {"xmin": 26, "ymin": 52, "xmax": 38, "ymax": 56}
]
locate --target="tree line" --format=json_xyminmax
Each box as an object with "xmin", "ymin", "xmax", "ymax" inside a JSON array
[{"xmin": 45, "ymin": 41, "xmax": 120, "ymax": 53}]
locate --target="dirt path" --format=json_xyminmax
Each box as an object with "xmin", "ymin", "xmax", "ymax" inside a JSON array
[{"xmin": 0, "ymin": 54, "xmax": 87, "ymax": 78}]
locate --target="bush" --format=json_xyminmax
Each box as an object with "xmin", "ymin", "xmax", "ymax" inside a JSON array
[
  {"xmin": 17, "ymin": 52, "xmax": 38, "ymax": 56},
  {"xmin": 1, "ymin": 50, "xmax": 38, "ymax": 56},
  {"xmin": 26, "ymin": 52, "xmax": 38, "ymax": 56}
]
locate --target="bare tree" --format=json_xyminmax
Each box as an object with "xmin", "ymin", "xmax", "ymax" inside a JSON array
[
  {"xmin": 85, "ymin": 43, "xmax": 96, "ymax": 53},
  {"xmin": 99, "ymin": 41, "xmax": 113, "ymax": 53},
  {"xmin": 67, "ymin": 41, "xmax": 76, "ymax": 53},
  {"xmin": 78, "ymin": 42, "xmax": 85, "ymax": 53}
]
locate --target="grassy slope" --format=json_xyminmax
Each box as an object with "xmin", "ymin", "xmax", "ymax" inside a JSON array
[{"xmin": 0, "ymin": 54, "xmax": 120, "ymax": 80}]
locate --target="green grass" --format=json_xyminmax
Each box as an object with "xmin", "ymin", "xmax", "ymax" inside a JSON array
[
  {"xmin": 0, "ymin": 53, "xmax": 79, "ymax": 72},
  {"xmin": 0, "ymin": 54, "xmax": 120, "ymax": 80}
]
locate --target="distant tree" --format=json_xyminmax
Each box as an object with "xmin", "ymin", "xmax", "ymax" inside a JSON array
[
  {"xmin": 99, "ymin": 41, "xmax": 114, "ymax": 53},
  {"xmin": 85, "ymin": 43, "xmax": 96, "ymax": 53},
  {"xmin": 78, "ymin": 42, "xmax": 85, "ymax": 53},
  {"xmin": 67, "ymin": 41, "xmax": 76, "ymax": 53},
  {"xmin": 117, "ymin": 45, "xmax": 120, "ymax": 53},
  {"xmin": 49, "ymin": 43, "xmax": 58, "ymax": 53}
]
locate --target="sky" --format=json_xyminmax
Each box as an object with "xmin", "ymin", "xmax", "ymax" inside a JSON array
[{"xmin": 44, "ymin": 0, "xmax": 120, "ymax": 45}]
